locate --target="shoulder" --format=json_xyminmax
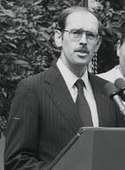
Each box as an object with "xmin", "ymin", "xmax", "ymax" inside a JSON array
[
  {"xmin": 13, "ymin": 72, "xmax": 47, "ymax": 101},
  {"xmin": 89, "ymin": 73, "xmax": 111, "ymax": 96},
  {"xmin": 16, "ymin": 70, "xmax": 50, "ymax": 95},
  {"xmin": 97, "ymin": 65, "xmax": 120, "ymax": 83},
  {"xmin": 19, "ymin": 72, "xmax": 44, "ymax": 87},
  {"xmin": 19, "ymin": 60, "xmax": 58, "ymax": 87},
  {"xmin": 89, "ymin": 72, "xmax": 109, "ymax": 86}
]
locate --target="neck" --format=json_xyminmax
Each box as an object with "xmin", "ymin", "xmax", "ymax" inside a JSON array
[
  {"xmin": 71, "ymin": 65, "xmax": 87, "ymax": 77},
  {"xmin": 62, "ymin": 61, "xmax": 87, "ymax": 77},
  {"xmin": 59, "ymin": 55, "xmax": 88, "ymax": 77},
  {"xmin": 120, "ymin": 66, "xmax": 125, "ymax": 78}
]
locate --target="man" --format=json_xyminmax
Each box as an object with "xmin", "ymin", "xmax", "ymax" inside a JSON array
[
  {"xmin": 4, "ymin": 6, "xmax": 125, "ymax": 170},
  {"xmin": 98, "ymin": 21, "xmax": 125, "ymax": 83}
]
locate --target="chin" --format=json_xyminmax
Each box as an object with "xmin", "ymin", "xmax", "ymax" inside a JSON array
[
  {"xmin": 77, "ymin": 58, "xmax": 90, "ymax": 65},
  {"xmin": 74, "ymin": 62, "xmax": 88, "ymax": 69}
]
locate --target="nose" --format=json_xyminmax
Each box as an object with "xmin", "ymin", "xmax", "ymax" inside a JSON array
[{"xmin": 79, "ymin": 32, "xmax": 87, "ymax": 44}]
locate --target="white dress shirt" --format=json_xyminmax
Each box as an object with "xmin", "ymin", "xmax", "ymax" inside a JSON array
[
  {"xmin": 97, "ymin": 65, "xmax": 125, "ymax": 83},
  {"xmin": 57, "ymin": 58, "xmax": 99, "ymax": 127}
]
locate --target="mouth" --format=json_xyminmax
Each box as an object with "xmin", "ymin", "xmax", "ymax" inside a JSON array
[
  {"xmin": 74, "ymin": 49, "xmax": 89, "ymax": 55},
  {"xmin": 76, "ymin": 51, "xmax": 89, "ymax": 57}
]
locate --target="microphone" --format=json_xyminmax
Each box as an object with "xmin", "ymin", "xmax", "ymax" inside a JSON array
[
  {"xmin": 104, "ymin": 82, "xmax": 125, "ymax": 115},
  {"xmin": 115, "ymin": 78, "xmax": 125, "ymax": 101}
]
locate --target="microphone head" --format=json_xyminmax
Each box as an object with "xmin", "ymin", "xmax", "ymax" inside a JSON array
[
  {"xmin": 115, "ymin": 78, "xmax": 125, "ymax": 90},
  {"xmin": 115, "ymin": 78, "xmax": 125, "ymax": 101},
  {"xmin": 104, "ymin": 82, "xmax": 118, "ymax": 100}
]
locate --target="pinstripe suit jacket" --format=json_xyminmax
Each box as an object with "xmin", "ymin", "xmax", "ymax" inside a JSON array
[{"xmin": 4, "ymin": 62, "xmax": 125, "ymax": 170}]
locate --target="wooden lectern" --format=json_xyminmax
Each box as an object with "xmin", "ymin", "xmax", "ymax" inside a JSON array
[{"xmin": 49, "ymin": 127, "xmax": 125, "ymax": 170}]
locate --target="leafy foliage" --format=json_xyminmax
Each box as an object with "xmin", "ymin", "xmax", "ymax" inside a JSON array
[{"xmin": 95, "ymin": 0, "xmax": 125, "ymax": 72}]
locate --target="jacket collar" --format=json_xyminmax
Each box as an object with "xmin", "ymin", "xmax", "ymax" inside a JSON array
[
  {"xmin": 44, "ymin": 62, "xmax": 108, "ymax": 127},
  {"xmin": 44, "ymin": 62, "xmax": 83, "ymax": 130}
]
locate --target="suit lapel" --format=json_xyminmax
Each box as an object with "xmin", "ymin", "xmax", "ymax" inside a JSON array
[
  {"xmin": 89, "ymin": 73, "xmax": 107, "ymax": 126},
  {"xmin": 44, "ymin": 66, "xmax": 110, "ymax": 127},
  {"xmin": 44, "ymin": 63, "xmax": 83, "ymax": 130},
  {"xmin": 89, "ymin": 74, "xmax": 110, "ymax": 126}
]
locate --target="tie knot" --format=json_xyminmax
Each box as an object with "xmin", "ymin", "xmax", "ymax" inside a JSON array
[{"xmin": 75, "ymin": 79, "xmax": 85, "ymax": 92}]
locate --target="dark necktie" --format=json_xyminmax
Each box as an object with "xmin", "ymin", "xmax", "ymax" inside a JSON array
[{"xmin": 75, "ymin": 79, "xmax": 93, "ymax": 126}]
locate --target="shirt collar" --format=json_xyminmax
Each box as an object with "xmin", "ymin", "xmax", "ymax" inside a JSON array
[
  {"xmin": 117, "ymin": 65, "xmax": 125, "ymax": 79},
  {"xmin": 80, "ymin": 69, "xmax": 89, "ymax": 90},
  {"xmin": 56, "ymin": 58, "xmax": 89, "ymax": 90}
]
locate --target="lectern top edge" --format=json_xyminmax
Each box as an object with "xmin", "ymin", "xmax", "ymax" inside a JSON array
[{"xmin": 79, "ymin": 127, "xmax": 125, "ymax": 135}]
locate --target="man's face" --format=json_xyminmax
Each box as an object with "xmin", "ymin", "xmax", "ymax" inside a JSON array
[
  {"xmin": 56, "ymin": 10, "xmax": 101, "ymax": 72},
  {"xmin": 117, "ymin": 40, "xmax": 125, "ymax": 76}
]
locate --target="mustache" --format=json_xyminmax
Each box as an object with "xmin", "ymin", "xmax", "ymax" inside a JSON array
[{"xmin": 74, "ymin": 47, "xmax": 89, "ymax": 54}]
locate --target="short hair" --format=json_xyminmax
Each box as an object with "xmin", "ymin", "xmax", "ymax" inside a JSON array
[
  {"xmin": 56, "ymin": 6, "xmax": 102, "ymax": 36},
  {"xmin": 120, "ymin": 21, "xmax": 125, "ymax": 44}
]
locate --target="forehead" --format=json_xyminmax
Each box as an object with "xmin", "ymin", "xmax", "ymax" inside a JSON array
[{"xmin": 65, "ymin": 10, "xmax": 99, "ymax": 33}]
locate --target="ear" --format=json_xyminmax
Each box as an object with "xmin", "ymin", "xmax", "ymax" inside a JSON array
[
  {"xmin": 116, "ymin": 40, "xmax": 121, "ymax": 57},
  {"xmin": 54, "ymin": 30, "xmax": 63, "ymax": 48}
]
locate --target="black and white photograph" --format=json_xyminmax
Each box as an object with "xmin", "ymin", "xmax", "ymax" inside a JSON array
[{"xmin": 0, "ymin": 0, "xmax": 125, "ymax": 170}]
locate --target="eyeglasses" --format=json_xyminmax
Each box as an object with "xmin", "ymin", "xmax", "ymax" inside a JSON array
[{"xmin": 64, "ymin": 29, "xmax": 100, "ymax": 43}]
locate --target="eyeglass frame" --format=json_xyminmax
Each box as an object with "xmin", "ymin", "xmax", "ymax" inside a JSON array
[{"xmin": 63, "ymin": 29, "xmax": 100, "ymax": 43}]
